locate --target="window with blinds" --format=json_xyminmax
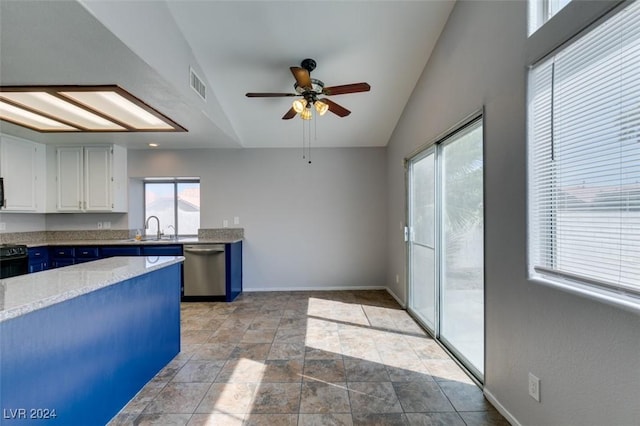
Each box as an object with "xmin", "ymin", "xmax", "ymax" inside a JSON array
[{"xmin": 528, "ymin": 1, "xmax": 640, "ymax": 298}]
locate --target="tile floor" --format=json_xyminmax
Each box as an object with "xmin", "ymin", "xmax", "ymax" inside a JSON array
[{"xmin": 108, "ymin": 290, "xmax": 509, "ymax": 426}]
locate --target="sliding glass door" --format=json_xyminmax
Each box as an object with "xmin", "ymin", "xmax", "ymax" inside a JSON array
[
  {"xmin": 407, "ymin": 117, "xmax": 484, "ymax": 379},
  {"xmin": 408, "ymin": 148, "xmax": 437, "ymax": 330}
]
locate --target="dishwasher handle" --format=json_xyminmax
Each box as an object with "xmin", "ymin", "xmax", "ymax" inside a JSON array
[{"xmin": 184, "ymin": 246, "xmax": 224, "ymax": 254}]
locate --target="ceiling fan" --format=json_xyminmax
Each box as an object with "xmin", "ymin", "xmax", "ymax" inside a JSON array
[{"xmin": 245, "ymin": 58, "xmax": 371, "ymax": 120}]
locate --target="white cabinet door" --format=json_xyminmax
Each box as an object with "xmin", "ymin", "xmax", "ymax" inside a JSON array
[
  {"xmin": 57, "ymin": 147, "xmax": 83, "ymax": 211},
  {"xmin": 84, "ymin": 146, "xmax": 112, "ymax": 211},
  {"xmin": 0, "ymin": 136, "xmax": 37, "ymax": 211}
]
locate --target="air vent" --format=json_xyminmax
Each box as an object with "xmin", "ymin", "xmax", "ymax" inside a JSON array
[{"xmin": 190, "ymin": 67, "xmax": 206, "ymax": 101}]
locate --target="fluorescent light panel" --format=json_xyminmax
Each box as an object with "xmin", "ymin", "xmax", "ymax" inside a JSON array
[
  {"xmin": 0, "ymin": 85, "xmax": 185, "ymax": 133},
  {"xmin": 0, "ymin": 100, "xmax": 77, "ymax": 131}
]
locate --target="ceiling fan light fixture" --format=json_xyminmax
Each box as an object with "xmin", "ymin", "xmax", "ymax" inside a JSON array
[
  {"xmin": 314, "ymin": 100, "xmax": 329, "ymax": 116},
  {"xmin": 300, "ymin": 108, "xmax": 312, "ymax": 120},
  {"xmin": 292, "ymin": 98, "xmax": 307, "ymax": 113}
]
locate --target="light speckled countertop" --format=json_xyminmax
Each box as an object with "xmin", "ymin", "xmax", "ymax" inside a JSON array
[
  {"xmin": 0, "ymin": 256, "xmax": 184, "ymax": 322},
  {"xmin": 24, "ymin": 237, "xmax": 242, "ymax": 247}
]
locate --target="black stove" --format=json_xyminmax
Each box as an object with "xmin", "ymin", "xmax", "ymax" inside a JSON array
[{"xmin": 0, "ymin": 244, "xmax": 29, "ymax": 278}]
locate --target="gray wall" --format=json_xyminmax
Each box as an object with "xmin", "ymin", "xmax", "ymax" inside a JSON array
[
  {"xmin": 386, "ymin": 1, "xmax": 640, "ymax": 425},
  {"xmin": 128, "ymin": 147, "xmax": 387, "ymax": 291}
]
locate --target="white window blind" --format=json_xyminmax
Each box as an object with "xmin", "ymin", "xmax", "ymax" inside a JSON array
[{"xmin": 528, "ymin": 2, "xmax": 640, "ymax": 297}]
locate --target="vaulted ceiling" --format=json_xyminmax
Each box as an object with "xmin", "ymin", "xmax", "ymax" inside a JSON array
[{"xmin": 0, "ymin": 1, "xmax": 454, "ymax": 149}]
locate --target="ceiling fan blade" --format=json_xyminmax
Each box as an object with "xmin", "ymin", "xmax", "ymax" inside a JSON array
[
  {"xmin": 290, "ymin": 67, "xmax": 312, "ymax": 90},
  {"xmin": 246, "ymin": 92, "xmax": 298, "ymax": 97},
  {"xmin": 322, "ymin": 82, "xmax": 371, "ymax": 96},
  {"xmin": 321, "ymin": 98, "xmax": 351, "ymax": 117},
  {"xmin": 282, "ymin": 107, "xmax": 297, "ymax": 120}
]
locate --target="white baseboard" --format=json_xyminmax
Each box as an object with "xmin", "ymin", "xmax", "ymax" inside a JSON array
[
  {"xmin": 242, "ymin": 285, "xmax": 388, "ymax": 292},
  {"xmin": 484, "ymin": 388, "xmax": 521, "ymax": 426}
]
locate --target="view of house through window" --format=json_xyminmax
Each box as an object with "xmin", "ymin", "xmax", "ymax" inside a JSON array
[
  {"xmin": 528, "ymin": 1, "xmax": 640, "ymax": 299},
  {"xmin": 144, "ymin": 179, "xmax": 200, "ymax": 237}
]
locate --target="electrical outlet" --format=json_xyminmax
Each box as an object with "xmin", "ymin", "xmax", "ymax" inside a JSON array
[
  {"xmin": 396, "ymin": 274, "xmax": 399, "ymax": 284},
  {"xmin": 97, "ymin": 222, "xmax": 103, "ymax": 229},
  {"xmin": 528, "ymin": 373, "xmax": 540, "ymax": 402},
  {"xmin": 223, "ymin": 219, "xmax": 229, "ymax": 228},
  {"xmin": 234, "ymin": 216, "xmax": 240, "ymax": 225},
  {"xmin": 0, "ymin": 222, "xmax": 6, "ymax": 231},
  {"xmin": 103, "ymin": 221, "xmax": 111, "ymax": 229}
]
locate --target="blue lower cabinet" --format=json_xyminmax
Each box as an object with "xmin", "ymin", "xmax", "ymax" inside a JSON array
[
  {"xmin": 50, "ymin": 247, "xmax": 75, "ymax": 268},
  {"xmin": 0, "ymin": 263, "xmax": 181, "ymax": 425},
  {"xmin": 74, "ymin": 247, "xmax": 99, "ymax": 264},
  {"xmin": 226, "ymin": 241, "xmax": 243, "ymax": 302},
  {"xmin": 141, "ymin": 245, "xmax": 183, "ymax": 256},
  {"xmin": 100, "ymin": 246, "xmax": 142, "ymax": 257},
  {"xmin": 28, "ymin": 247, "xmax": 50, "ymax": 273}
]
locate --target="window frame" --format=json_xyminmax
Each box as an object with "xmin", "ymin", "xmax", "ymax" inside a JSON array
[
  {"xmin": 529, "ymin": 0, "xmax": 572, "ymax": 35},
  {"xmin": 527, "ymin": 0, "xmax": 640, "ymax": 312},
  {"xmin": 143, "ymin": 177, "xmax": 200, "ymax": 237}
]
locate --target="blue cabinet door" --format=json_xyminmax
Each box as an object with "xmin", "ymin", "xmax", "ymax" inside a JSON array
[
  {"xmin": 28, "ymin": 247, "xmax": 50, "ymax": 272},
  {"xmin": 50, "ymin": 247, "xmax": 75, "ymax": 268}
]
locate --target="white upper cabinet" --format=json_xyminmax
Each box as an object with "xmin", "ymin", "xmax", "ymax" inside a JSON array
[
  {"xmin": 56, "ymin": 145, "xmax": 127, "ymax": 213},
  {"xmin": 0, "ymin": 135, "xmax": 46, "ymax": 212},
  {"xmin": 56, "ymin": 146, "xmax": 83, "ymax": 211}
]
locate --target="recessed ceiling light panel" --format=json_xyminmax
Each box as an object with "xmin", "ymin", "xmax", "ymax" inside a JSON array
[
  {"xmin": 0, "ymin": 100, "xmax": 77, "ymax": 131},
  {"xmin": 0, "ymin": 85, "xmax": 186, "ymax": 133}
]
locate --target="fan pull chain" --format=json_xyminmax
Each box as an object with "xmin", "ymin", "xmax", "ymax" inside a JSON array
[{"xmin": 302, "ymin": 118, "xmax": 306, "ymax": 159}]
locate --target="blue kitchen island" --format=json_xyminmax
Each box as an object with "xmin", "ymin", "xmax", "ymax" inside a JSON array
[{"xmin": 0, "ymin": 256, "xmax": 183, "ymax": 425}]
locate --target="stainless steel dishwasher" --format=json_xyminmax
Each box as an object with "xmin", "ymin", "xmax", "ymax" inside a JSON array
[{"xmin": 183, "ymin": 244, "xmax": 226, "ymax": 298}]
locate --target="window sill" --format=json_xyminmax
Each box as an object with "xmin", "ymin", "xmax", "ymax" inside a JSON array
[{"xmin": 530, "ymin": 275, "xmax": 640, "ymax": 315}]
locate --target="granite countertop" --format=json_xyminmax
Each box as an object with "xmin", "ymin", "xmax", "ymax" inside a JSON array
[
  {"xmin": 0, "ymin": 256, "xmax": 184, "ymax": 322},
  {"xmin": 0, "ymin": 228, "xmax": 244, "ymax": 247},
  {"xmin": 28, "ymin": 237, "xmax": 242, "ymax": 247}
]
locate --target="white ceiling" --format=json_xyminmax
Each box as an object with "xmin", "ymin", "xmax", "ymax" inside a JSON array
[{"xmin": 0, "ymin": 1, "xmax": 454, "ymax": 149}]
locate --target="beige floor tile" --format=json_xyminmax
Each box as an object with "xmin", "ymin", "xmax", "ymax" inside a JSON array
[
  {"xmin": 351, "ymin": 412, "xmax": 407, "ymax": 425},
  {"xmin": 110, "ymin": 291, "xmax": 507, "ymax": 425},
  {"xmin": 262, "ymin": 359, "xmax": 304, "ymax": 382},
  {"xmin": 303, "ymin": 359, "xmax": 346, "ymax": 382},
  {"xmin": 215, "ymin": 359, "xmax": 267, "ymax": 383},
  {"xmin": 229, "ymin": 342, "xmax": 272, "ymax": 360},
  {"xmin": 250, "ymin": 382, "xmax": 302, "ymax": 413},
  {"xmin": 347, "ymin": 382, "xmax": 403, "ymax": 414},
  {"xmin": 267, "ymin": 343, "xmax": 306, "ymax": 360},
  {"xmin": 187, "ymin": 413, "xmax": 245, "ymax": 425},
  {"xmin": 142, "ymin": 382, "xmax": 211, "ymax": 414},
  {"xmin": 172, "ymin": 360, "xmax": 225, "ymax": 383},
  {"xmin": 133, "ymin": 413, "xmax": 192, "ymax": 425},
  {"xmin": 344, "ymin": 358, "xmax": 390, "ymax": 382},
  {"xmin": 243, "ymin": 413, "xmax": 298, "ymax": 425},
  {"xmin": 392, "ymin": 381, "xmax": 455, "ymax": 413},
  {"xmin": 195, "ymin": 382, "xmax": 258, "ymax": 414},
  {"xmin": 241, "ymin": 328, "xmax": 277, "ymax": 344},
  {"xmin": 299, "ymin": 381, "xmax": 351, "ymax": 414},
  {"xmin": 298, "ymin": 413, "xmax": 353, "ymax": 425}
]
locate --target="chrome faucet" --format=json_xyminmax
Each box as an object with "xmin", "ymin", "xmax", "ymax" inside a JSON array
[
  {"xmin": 145, "ymin": 215, "xmax": 162, "ymax": 240},
  {"xmin": 166, "ymin": 225, "xmax": 176, "ymax": 239}
]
